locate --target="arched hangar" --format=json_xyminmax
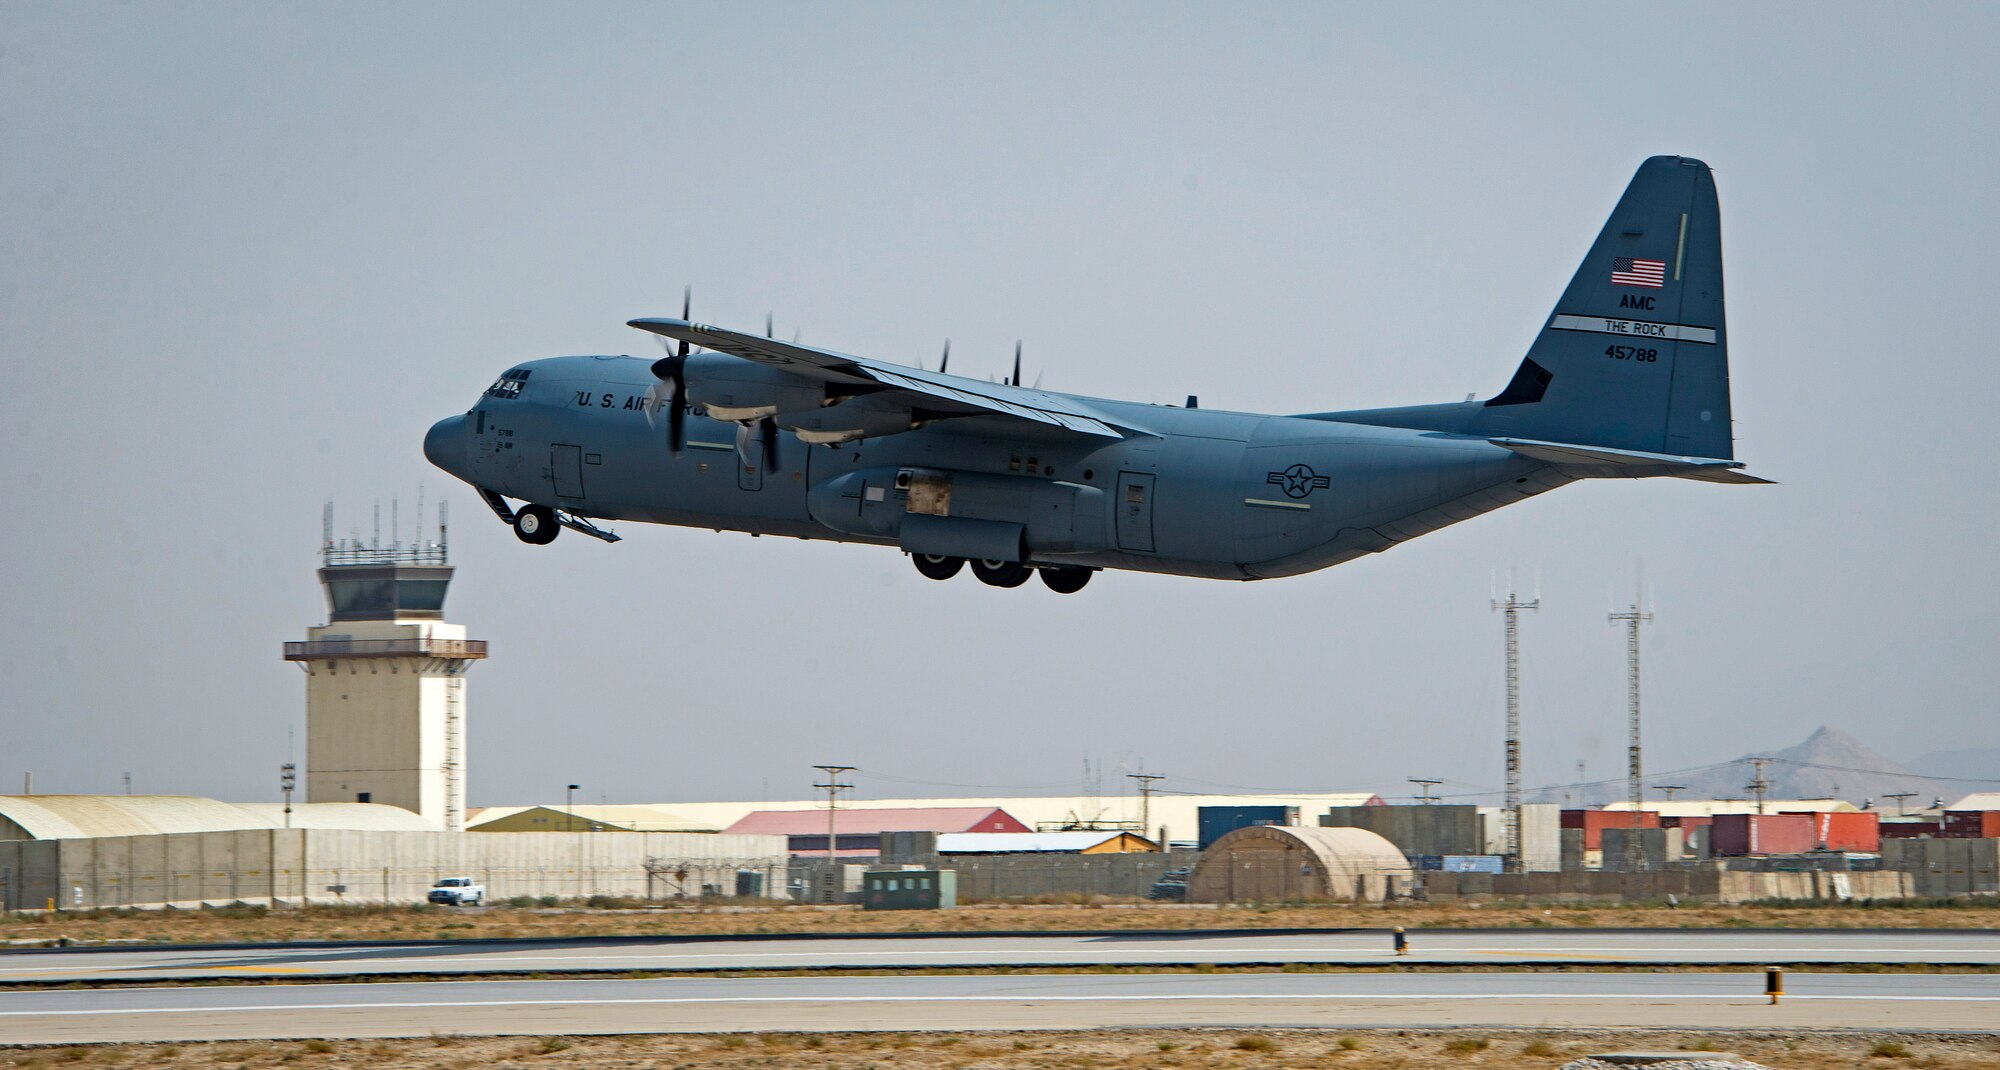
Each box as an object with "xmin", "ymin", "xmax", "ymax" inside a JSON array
[{"xmin": 1190, "ymin": 825, "xmax": 1412, "ymax": 902}]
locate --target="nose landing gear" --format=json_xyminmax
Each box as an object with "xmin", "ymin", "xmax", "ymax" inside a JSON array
[{"xmin": 513, "ymin": 505, "xmax": 559, "ymax": 545}]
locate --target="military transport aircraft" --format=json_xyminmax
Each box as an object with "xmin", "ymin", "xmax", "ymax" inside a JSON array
[{"xmin": 424, "ymin": 156, "xmax": 1766, "ymax": 594}]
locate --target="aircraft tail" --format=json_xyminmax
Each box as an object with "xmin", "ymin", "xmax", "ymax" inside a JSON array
[{"xmin": 1478, "ymin": 155, "xmax": 1733, "ymax": 458}]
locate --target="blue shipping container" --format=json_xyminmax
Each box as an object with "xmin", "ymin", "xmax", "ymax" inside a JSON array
[
  {"xmin": 1197, "ymin": 806, "xmax": 1298, "ymax": 850},
  {"xmin": 1439, "ymin": 855, "xmax": 1505, "ymax": 873}
]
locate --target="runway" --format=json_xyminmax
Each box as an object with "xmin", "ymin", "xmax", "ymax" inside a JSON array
[
  {"xmin": 5, "ymin": 928, "xmax": 1997, "ymax": 982},
  {"xmin": 4, "ymin": 972, "xmax": 1995, "ymax": 1043}
]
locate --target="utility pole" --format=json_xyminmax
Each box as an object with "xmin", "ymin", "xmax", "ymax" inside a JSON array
[
  {"xmin": 1654, "ymin": 784, "xmax": 1687, "ymax": 802},
  {"xmin": 280, "ymin": 763, "xmax": 296, "ymax": 829},
  {"xmin": 122, "ymin": 772, "xmax": 132, "ymax": 795},
  {"xmin": 1493, "ymin": 588, "xmax": 1539, "ymax": 873},
  {"xmin": 1409, "ymin": 778, "xmax": 1442, "ymax": 805},
  {"xmin": 1609, "ymin": 598, "xmax": 1653, "ymax": 871},
  {"xmin": 1125, "ymin": 774, "xmax": 1165, "ymax": 848},
  {"xmin": 813, "ymin": 765, "xmax": 857, "ymax": 863},
  {"xmin": 1746, "ymin": 759, "xmax": 1772, "ymax": 815},
  {"xmin": 1884, "ymin": 791, "xmax": 1917, "ymax": 816}
]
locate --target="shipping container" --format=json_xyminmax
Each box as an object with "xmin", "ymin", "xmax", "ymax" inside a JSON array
[
  {"xmin": 1943, "ymin": 811, "xmax": 2000, "ymax": 839},
  {"xmin": 1880, "ymin": 820, "xmax": 1940, "ymax": 839},
  {"xmin": 1559, "ymin": 809, "xmax": 1661, "ymax": 850},
  {"xmin": 1710, "ymin": 813, "xmax": 1815, "ymax": 856},
  {"xmin": 1660, "ymin": 815, "xmax": 1712, "ymax": 830},
  {"xmin": 1778, "ymin": 811, "xmax": 1880, "ymax": 852},
  {"xmin": 1198, "ymin": 806, "xmax": 1297, "ymax": 850}
]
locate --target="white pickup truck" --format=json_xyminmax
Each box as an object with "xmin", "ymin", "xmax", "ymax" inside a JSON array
[{"xmin": 426, "ymin": 876, "xmax": 485, "ymax": 906}]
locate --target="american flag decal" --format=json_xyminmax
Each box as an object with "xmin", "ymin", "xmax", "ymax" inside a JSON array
[{"xmin": 1611, "ymin": 256, "xmax": 1666, "ymax": 288}]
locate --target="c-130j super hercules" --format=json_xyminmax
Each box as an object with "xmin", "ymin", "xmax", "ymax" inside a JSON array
[{"xmin": 425, "ymin": 157, "xmax": 1767, "ymax": 594}]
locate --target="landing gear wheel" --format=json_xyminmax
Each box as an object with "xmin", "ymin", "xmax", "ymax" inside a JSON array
[
  {"xmin": 513, "ymin": 505, "xmax": 559, "ymax": 545},
  {"xmin": 971, "ymin": 559, "xmax": 1032, "ymax": 588},
  {"xmin": 1039, "ymin": 567, "xmax": 1093, "ymax": 594},
  {"xmin": 912, "ymin": 553, "xmax": 964, "ymax": 581}
]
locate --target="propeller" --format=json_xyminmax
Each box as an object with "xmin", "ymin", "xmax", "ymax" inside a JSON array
[
  {"xmin": 938, "ymin": 339, "xmax": 950, "ymax": 374},
  {"xmin": 1010, "ymin": 341, "xmax": 1022, "ymax": 387},
  {"xmin": 734, "ymin": 416, "xmax": 780, "ymax": 474},
  {"xmin": 643, "ymin": 286, "xmax": 693, "ymax": 452}
]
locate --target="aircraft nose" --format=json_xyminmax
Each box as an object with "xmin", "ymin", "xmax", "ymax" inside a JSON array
[{"xmin": 424, "ymin": 414, "xmax": 469, "ymax": 477}]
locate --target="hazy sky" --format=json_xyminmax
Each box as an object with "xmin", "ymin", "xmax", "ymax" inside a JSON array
[{"xmin": 4, "ymin": 3, "xmax": 1995, "ymax": 811}]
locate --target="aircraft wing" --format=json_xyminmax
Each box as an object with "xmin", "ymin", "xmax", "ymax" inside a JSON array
[
  {"xmin": 627, "ymin": 318, "xmax": 1135, "ymax": 438},
  {"xmin": 1489, "ymin": 438, "xmax": 1775, "ymax": 484}
]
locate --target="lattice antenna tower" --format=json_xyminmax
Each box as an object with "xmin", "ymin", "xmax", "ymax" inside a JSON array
[
  {"xmin": 1609, "ymin": 571, "xmax": 1654, "ymax": 872},
  {"xmin": 1492, "ymin": 578, "xmax": 1539, "ymax": 873}
]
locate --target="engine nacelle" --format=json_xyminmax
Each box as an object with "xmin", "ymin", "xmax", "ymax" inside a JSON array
[
  {"xmin": 808, "ymin": 466, "xmax": 1108, "ymax": 560},
  {"xmin": 682, "ymin": 353, "xmax": 825, "ymax": 422}
]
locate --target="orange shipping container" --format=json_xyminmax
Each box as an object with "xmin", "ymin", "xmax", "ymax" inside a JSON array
[{"xmin": 1780, "ymin": 810, "xmax": 1880, "ymax": 852}]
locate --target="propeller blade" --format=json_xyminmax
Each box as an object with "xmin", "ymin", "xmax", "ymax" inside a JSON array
[
  {"xmin": 678, "ymin": 286, "xmax": 691, "ymax": 358},
  {"xmin": 939, "ymin": 339, "xmax": 950, "ymax": 374},
  {"xmin": 646, "ymin": 354, "xmax": 688, "ymax": 452},
  {"xmin": 761, "ymin": 416, "xmax": 779, "ymax": 473},
  {"xmin": 765, "ymin": 312, "xmax": 774, "ymax": 339},
  {"xmin": 1011, "ymin": 341, "xmax": 1022, "ymax": 387}
]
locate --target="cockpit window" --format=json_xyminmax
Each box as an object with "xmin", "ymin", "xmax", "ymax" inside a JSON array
[{"xmin": 484, "ymin": 368, "xmax": 531, "ymax": 400}]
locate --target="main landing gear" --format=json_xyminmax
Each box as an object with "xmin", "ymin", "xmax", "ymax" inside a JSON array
[{"xmin": 909, "ymin": 554, "xmax": 1094, "ymax": 593}]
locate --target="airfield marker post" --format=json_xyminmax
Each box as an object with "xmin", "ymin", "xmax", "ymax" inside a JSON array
[{"xmin": 1766, "ymin": 966, "xmax": 1783, "ymax": 1004}]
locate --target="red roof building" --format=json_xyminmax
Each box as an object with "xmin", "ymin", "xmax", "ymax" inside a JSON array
[{"xmin": 722, "ymin": 806, "xmax": 1030, "ymax": 857}]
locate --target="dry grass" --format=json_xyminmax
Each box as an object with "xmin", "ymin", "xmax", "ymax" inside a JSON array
[
  {"xmin": 9, "ymin": 899, "xmax": 2000, "ymax": 947},
  {"xmin": 4, "ymin": 1029, "xmax": 1998, "ymax": 1070}
]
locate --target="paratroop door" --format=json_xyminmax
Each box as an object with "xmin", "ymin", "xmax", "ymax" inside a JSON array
[{"xmin": 1116, "ymin": 472, "xmax": 1155, "ymax": 553}]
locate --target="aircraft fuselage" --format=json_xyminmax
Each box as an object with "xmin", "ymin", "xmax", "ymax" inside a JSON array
[{"xmin": 424, "ymin": 353, "xmax": 1567, "ymax": 581}]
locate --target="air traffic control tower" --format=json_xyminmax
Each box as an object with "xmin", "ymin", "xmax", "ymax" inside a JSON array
[{"xmin": 283, "ymin": 505, "xmax": 485, "ymax": 831}]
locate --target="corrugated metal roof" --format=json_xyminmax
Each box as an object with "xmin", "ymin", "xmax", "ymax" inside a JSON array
[
  {"xmin": 723, "ymin": 807, "xmax": 1029, "ymax": 836},
  {"xmin": 0, "ymin": 796, "xmax": 439, "ymax": 839},
  {"xmin": 619, "ymin": 793, "xmax": 1384, "ymax": 840},
  {"xmin": 465, "ymin": 805, "xmax": 714, "ymax": 832},
  {"xmin": 1601, "ymin": 799, "xmax": 1857, "ymax": 817},
  {"xmin": 937, "ymin": 831, "xmax": 1133, "ymax": 854}
]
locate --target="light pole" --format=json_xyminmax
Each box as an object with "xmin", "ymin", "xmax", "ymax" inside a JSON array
[
  {"xmin": 566, "ymin": 784, "xmax": 580, "ymax": 831},
  {"xmin": 280, "ymin": 764, "xmax": 297, "ymax": 829}
]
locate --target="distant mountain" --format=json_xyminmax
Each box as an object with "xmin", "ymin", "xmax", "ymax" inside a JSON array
[
  {"xmin": 1660, "ymin": 726, "xmax": 1937, "ymax": 806},
  {"xmin": 1531, "ymin": 726, "xmax": 1946, "ymax": 808}
]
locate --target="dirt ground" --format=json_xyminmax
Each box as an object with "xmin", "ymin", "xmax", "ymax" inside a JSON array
[
  {"xmin": 4, "ymin": 1029, "xmax": 1998, "ymax": 1070},
  {"xmin": 6, "ymin": 901, "xmax": 1999, "ymax": 947}
]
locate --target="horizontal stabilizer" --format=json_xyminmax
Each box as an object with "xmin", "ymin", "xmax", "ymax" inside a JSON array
[{"xmin": 1490, "ymin": 438, "xmax": 1774, "ymax": 484}]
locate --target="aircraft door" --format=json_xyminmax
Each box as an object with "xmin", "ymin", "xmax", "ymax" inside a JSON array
[
  {"xmin": 737, "ymin": 439, "xmax": 764, "ymax": 491},
  {"xmin": 551, "ymin": 443, "xmax": 586, "ymax": 499},
  {"xmin": 1115, "ymin": 472, "xmax": 1156, "ymax": 553}
]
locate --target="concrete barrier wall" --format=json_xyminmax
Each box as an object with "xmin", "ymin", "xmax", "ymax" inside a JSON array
[
  {"xmin": 932, "ymin": 852, "xmax": 1198, "ymax": 902},
  {"xmin": 3, "ymin": 830, "xmax": 790, "ymax": 909},
  {"xmin": 1420, "ymin": 868, "xmax": 1913, "ymax": 903},
  {"xmin": 1882, "ymin": 839, "xmax": 2000, "ymax": 897}
]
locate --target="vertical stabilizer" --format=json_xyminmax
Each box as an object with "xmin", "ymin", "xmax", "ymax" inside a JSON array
[{"xmin": 1480, "ymin": 156, "xmax": 1732, "ymax": 458}]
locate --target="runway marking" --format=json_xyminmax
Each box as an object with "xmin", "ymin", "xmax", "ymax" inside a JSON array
[{"xmin": 7, "ymin": 992, "xmax": 1999, "ymax": 1017}]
